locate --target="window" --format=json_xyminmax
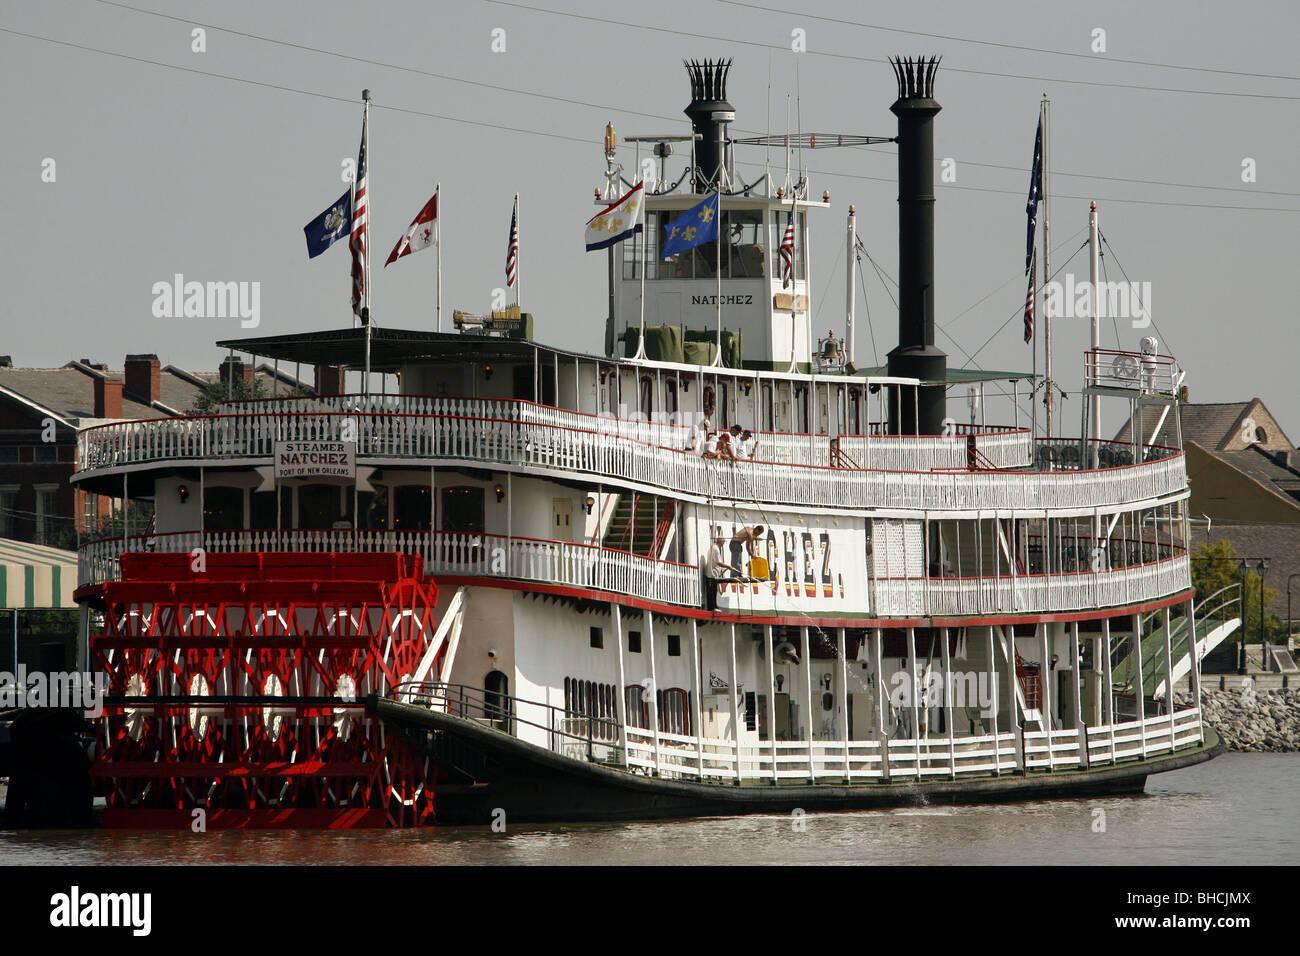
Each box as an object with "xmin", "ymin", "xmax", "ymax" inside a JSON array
[
  {"xmin": 658, "ymin": 688, "xmax": 691, "ymax": 735},
  {"xmin": 629, "ymin": 208, "xmax": 767, "ymax": 280},
  {"xmin": 848, "ymin": 389, "xmax": 862, "ymax": 435},
  {"xmin": 33, "ymin": 446, "xmax": 58, "ymax": 463},
  {"xmin": 203, "ymin": 485, "xmax": 244, "ymax": 531},
  {"xmin": 250, "ymin": 488, "xmax": 291, "ymax": 529},
  {"xmin": 393, "ymin": 484, "xmax": 431, "ymax": 531},
  {"xmin": 590, "ymin": 626, "xmax": 604, "ymax": 649},
  {"xmin": 35, "ymin": 486, "xmax": 59, "ymax": 544},
  {"xmin": 665, "ymin": 378, "xmax": 678, "ymax": 414},
  {"xmin": 640, "ymin": 375, "xmax": 653, "ymax": 418},
  {"xmin": 440, "ymin": 486, "xmax": 484, "ymax": 534},
  {"xmin": 667, "ymin": 633, "xmax": 681, "ymax": 657},
  {"xmin": 771, "ymin": 211, "xmax": 807, "ymax": 281},
  {"xmin": 624, "ymin": 685, "xmax": 648, "ymax": 729},
  {"xmin": 0, "ymin": 447, "xmax": 17, "ymax": 464},
  {"xmin": 299, "ymin": 483, "xmax": 347, "ymax": 530},
  {"xmin": 565, "ymin": 678, "xmax": 617, "ymax": 740},
  {"xmin": 627, "ymin": 630, "xmax": 642, "ymax": 653},
  {"xmin": 762, "ymin": 384, "xmax": 774, "ymax": 431},
  {"xmin": 0, "ymin": 487, "xmax": 16, "ymax": 538},
  {"xmin": 1255, "ymin": 426, "xmax": 1268, "ymax": 443}
]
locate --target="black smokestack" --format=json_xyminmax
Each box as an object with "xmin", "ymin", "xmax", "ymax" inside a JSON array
[
  {"xmin": 886, "ymin": 56, "xmax": 947, "ymax": 435},
  {"xmin": 684, "ymin": 59, "xmax": 735, "ymax": 193}
]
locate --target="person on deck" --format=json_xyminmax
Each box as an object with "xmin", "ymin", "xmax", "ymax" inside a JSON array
[
  {"xmin": 729, "ymin": 525, "xmax": 764, "ymax": 578},
  {"xmin": 704, "ymin": 534, "xmax": 740, "ymax": 610}
]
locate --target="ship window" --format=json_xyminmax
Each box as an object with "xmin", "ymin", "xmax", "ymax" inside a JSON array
[
  {"xmin": 640, "ymin": 375, "xmax": 653, "ymax": 418},
  {"xmin": 624, "ymin": 685, "xmax": 648, "ymax": 729},
  {"xmin": 627, "ymin": 630, "xmax": 642, "ymax": 653},
  {"xmin": 441, "ymin": 486, "xmax": 484, "ymax": 534},
  {"xmin": 848, "ymin": 389, "xmax": 862, "ymax": 435},
  {"xmin": 299, "ymin": 483, "xmax": 351, "ymax": 530},
  {"xmin": 727, "ymin": 209, "xmax": 765, "ymax": 278},
  {"xmin": 203, "ymin": 485, "xmax": 243, "ymax": 531},
  {"xmin": 251, "ymin": 488, "xmax": 292, "ymax": 529},
  {"xmin": 667, "ymin": 634, "xmax": 681, "ymax": 657},
  {"xmin": 762, "ymin": 384, "xmax": 774, "ymax": 431},
  {"xmin": 658, "ymin": 688, "xmax": 691, "ymax": 736},
  {"xmin": 590, "ymin": 626, "xmax": 604, "ymax": 649},
  {"xmin": 666, "ymin": 378, "xmax": 678, "ymax": 414},
  {"xmin": 394, "ymin": 485, "xmax": 432, "ymax": 532},
  {"xmin": 794, "ymin": 386, "xmax": 809, "ymax": 433},
  {"xmin": 770, "ymin": 211, "xmax": 807, "ymax": 282},
  {"xmin": 719, "ymin": 383, "xmax": 730, "ymax": 427}
]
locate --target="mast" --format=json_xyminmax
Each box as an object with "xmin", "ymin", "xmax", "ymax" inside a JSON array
[
  {"xmin": 436, "ymin": 182, "xmax": 442, "ymax": 333},
  {"xmin": 1088, "ymin": 200, "xmax": 1100, "ymax": 468},
  {"xmin": 1041, "ymin": 94, "xmax": 1052, "ymax": 443},
  {"xmin": 845, "ymin": 204, "xmax": 856, "ymax": 365},
  {"xmin": 362, "ymin": 89, "xmax": 371, "ymax": 396}
]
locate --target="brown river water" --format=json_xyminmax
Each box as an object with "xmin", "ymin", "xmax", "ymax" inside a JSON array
[{"xmin": 1, "ymin": 753, "xmax": 1295, "ymax": 865}]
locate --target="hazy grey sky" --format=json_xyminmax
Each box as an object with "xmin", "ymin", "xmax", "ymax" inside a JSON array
[{"xmin": 4, "ymin": 0, "xmax": 1297, "ymax": 435}]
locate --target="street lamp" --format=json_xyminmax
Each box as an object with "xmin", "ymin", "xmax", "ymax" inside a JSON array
[
  {"xmin": 1288, "ymin": 573, "xmax": 1300, "ymax": 654},
  {"xmin": 1237, "ymin": 559, "xmax": 1249, "ymax": 675},
  {"xmin": 1257, "ymin": 559, "xmax": 1270, "ymax": 664}
]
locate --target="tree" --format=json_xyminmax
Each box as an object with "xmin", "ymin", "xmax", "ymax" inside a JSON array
[
  {"xmin": 188, "ymin": 374, "xmax": 269, "ymax": 415},
  {"xmin": 1189, "ymin": 539, "xmax": 1284, "ymax": 644}
]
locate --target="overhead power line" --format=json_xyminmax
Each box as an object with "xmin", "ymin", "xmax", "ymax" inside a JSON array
[
  {"xmin": 717, "ymin": 0, "xmax": 1300, "ymax": 83},
  {"xmin": 62, "ymin": 1, "xmax": 1300, "ymax": 201},
  {"xmin": 484, "ymin": 0, "xmax": 1300, "ymax": 101}
]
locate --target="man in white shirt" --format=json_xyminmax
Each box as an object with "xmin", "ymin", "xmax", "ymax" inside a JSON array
[
  {"xmin": 704, "ymin": 534, "xmax": 738, "ymax": 610},
  {"xmin": 738, "ymin": 429, "xmax": 757, "ymax": 460}
]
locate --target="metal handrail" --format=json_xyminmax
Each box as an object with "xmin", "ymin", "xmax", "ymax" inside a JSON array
[{"xmin": 391, "ymin": 680, "xmax": 624, "ymax": 762}]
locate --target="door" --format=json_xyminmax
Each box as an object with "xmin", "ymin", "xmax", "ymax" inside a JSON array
[{"xmin": 552, "ymin": 498, "xmax": 574, "ymax": 543}]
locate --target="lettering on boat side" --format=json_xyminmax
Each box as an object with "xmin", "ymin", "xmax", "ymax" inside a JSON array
[
  {"xmin": 690, "ymin": 294, "xmax": 753, "ymax": 306},
  {"xmin": 49, "ymin": 886, "xmax": 151, "ymax": 936},
  {"xmin": 273, "ymin": 440, "xmax": 356, "ymax": 479}
]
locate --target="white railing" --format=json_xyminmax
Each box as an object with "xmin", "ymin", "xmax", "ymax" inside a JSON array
[
  {"xmin": 77, "ymin": 528, "xmax": 701, "ymax": 607},
  {"xmin": 886, "ymin": 553, "xmax": 1192, "ymax": 617},
  {"xmin": 613, "ymin": 706, "xmax": 1200, "ymax": 783},
  {"xmin": 75, "ymin": 400, "xmax": 1179, "ymax": 516}
]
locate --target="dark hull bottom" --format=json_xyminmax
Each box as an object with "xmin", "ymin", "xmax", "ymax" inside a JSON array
[{"xmin": 371, "ymin": 697, "xmax": 1224, "ymax": 826}]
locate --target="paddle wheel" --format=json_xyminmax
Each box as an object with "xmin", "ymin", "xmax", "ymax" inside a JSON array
[{"xmin": 87, "ymin": 551, "xmax": 442, "ymax": 828}]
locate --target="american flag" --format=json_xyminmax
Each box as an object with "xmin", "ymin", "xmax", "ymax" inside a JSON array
[
  {"xmin": 1025, "ymin": 115, "xmax": 1042, "ymax": 276},
  {"xmin": 779, "ymin": 211, "xmax": 795, "ymax": 289},
  {"xmin": 350, "ymin": 111, "xmax": 369, "ymax": 321},
  {"xmin": 1023, "ymin": 249, "xmax": 1036, "ymax": 344},
  {"xmin": 505, "ymin": 194, "xmax": 519, "ymax": 287}
]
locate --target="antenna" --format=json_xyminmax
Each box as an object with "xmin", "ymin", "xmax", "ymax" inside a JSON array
[
  {"xmin": 766, "ymin": 49, "xmax": 773, "ymax": 198},
  {"xmin": 796, "ymin": 60, "xmax": 804, "ymax": 195}
]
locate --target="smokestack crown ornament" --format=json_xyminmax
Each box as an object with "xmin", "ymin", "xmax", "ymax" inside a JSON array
[{"xmin": 886, "ymin": 56, "xmax": 948, "ymax": 436}]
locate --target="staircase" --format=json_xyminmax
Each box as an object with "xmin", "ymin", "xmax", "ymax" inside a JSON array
[{"xmin": 602, "ymin": 495, "xmax": 673, "ymax": 557}]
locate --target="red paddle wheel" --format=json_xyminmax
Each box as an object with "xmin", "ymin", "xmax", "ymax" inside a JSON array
[{"xmin": 87, "ymin": 551, "xmax": 442, "ymax": 828}]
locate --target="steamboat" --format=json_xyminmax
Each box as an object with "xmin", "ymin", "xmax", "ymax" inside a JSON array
[{"xmin": 70, "ymin": 57, "xmax": 1231, "ymax": 827}]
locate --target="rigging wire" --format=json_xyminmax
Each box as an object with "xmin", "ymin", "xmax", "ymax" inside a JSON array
[{"xmin": 484, "ymin": 0, "xmax": 1300, "ymax": 102}]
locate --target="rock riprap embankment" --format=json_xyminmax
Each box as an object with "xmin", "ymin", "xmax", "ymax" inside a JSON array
[{"xmin": 1174, "ymin": 687, "xmax": 1300, "ymax": 752}]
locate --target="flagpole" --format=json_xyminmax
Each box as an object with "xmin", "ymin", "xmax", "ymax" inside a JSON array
[
  {"xmin": 714, "ymin": 189, "xmax": 722, "ymax": 366},
  {"xmin": 362, "ymin": 89, "xmax": 372, "ymax": 397},
  {"xmin": 515, "ymin": 192, "xmax": 521, "ymax": 311},
  {"xmin": 436, "ymin": 182, "xmax": 442, "ymax": 332},
  {"xmin": 1030, "ymin": 248, "xmax": 1039, "ymax": 445},
  {"xmin": 636, "ymin": 184, "xmax": 647, "ymax": 360},
  {"xmin": 1041, "ymin": 94, "xmax": 1051, "ymax": 446}
]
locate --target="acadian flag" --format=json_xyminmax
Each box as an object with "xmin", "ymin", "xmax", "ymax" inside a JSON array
[
  {"xmin": 385, "ymin": 190, "xmax": 439, "ymax": 266},
  {"xmin": 584, "ymin": 182, "xmax": 644, "ymax": 251},
  {"xmin": 661, "ymin": 192, "xmax": 720, "ymax": 259}
]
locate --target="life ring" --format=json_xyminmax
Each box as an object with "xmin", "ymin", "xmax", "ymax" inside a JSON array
[{"xmin": 703, "ymin": 385, "xmax": 716, "ymax": 418}]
